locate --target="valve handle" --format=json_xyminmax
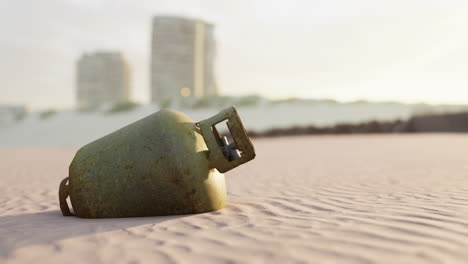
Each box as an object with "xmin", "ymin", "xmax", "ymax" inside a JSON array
[{"xmin": 198, "ymin": 106, "xmax": 256, "ymax": 173}]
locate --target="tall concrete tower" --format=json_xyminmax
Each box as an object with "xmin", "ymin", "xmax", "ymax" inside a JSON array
[
  {"xmin": 76, "ymin": 52, "xmax": 131, "ymax": 109},
  {"xmin": 150, "ymin": 16, "xmax": 217, "ymax": 104}
]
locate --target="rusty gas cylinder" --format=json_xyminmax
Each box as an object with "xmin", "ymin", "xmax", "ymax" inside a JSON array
[{"xmin": 59, "ymin": 106, "xmax": 255, "ymax": 218}]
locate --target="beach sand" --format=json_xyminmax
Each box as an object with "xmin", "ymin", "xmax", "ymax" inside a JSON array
[{"xmin": 1, "ymin": 134, "xmax": 468, "ymax": 263}]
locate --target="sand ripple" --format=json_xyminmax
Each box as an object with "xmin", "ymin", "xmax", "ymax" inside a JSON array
[{"xmin": 1, "ymin": 135, "xmax": 468, "ymax": 263}]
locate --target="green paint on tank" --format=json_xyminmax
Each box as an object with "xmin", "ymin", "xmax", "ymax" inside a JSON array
[{"xmin": 60, "ymin": 106, "xmax": 255, "ymax": 218}]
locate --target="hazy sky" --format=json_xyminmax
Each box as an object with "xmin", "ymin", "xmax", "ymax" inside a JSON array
[{"xmin": 1, "ymin": 0, "xmax": 468, "ymax": 109}]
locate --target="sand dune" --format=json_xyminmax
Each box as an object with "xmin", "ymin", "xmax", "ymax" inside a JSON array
[{"xmin": 1, "ymin": 135, "xmax": 468, "ymax": 263}]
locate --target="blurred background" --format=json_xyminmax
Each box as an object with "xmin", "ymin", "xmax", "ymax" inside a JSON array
[{"xmin": 1, "ymin": 0, "xmax": 468, "ymax": 146}]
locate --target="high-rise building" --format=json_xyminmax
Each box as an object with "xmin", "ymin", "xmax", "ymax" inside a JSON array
[
  {"xmin": 150, "ymin": 16, "xmax": 217, "ymax": 104},
  {"xmin": 76, "ymin": 52, "xmax": 131, "ymax": 109}
]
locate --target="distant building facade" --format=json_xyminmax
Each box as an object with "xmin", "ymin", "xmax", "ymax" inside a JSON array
[
  {"xmin": 150, "ymin": 16, "xmax": 217, "ymax": 104},
  {"xmin": 76, "ymin": 52, "xmax": 131, "ymax": 109}
]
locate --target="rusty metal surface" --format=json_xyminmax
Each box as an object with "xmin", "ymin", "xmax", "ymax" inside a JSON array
[
  {"xmin": 198, "ymin": 106, "xmax": 256, "ymax": 173},
  {"xmin": 66, "ymin": 109, "xmax": 228, "ymax": 218}
]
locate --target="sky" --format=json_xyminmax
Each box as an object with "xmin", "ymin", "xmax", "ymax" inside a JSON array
[{"xmin": 1, "ymin": 0, "xmax": 468, "ymax": 109}]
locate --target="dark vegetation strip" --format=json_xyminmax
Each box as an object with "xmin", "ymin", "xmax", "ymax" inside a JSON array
[{"xmin": 248, "ymin": 112, "xmax": 468, "ymax": 138}]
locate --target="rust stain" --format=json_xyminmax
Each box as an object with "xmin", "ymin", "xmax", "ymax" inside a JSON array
[
  {"xmin": 144, "ymin": 145, "xmax": 153, "ymax": 151},
  {"xmin": 184, "ymin": 188, "xmax": 197, "ymax": 202},
  {"xmin": 171, "ymin": 174, "xmax": 183, "ymax": 185}
]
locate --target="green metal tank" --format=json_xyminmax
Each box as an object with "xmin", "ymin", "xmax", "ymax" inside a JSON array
[{"xmin": 59, "ymin": 106, "xmax": 255, "ymax": 218}]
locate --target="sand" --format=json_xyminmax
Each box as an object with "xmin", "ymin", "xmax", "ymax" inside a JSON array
[{"xmin": 1, "ymin": 134, "xmax": 468, "ymax": 263}]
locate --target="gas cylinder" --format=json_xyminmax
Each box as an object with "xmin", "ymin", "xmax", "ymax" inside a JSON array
[{"xmin": 59, "ymin": 106, "xmax": 255, "ymax": 218}]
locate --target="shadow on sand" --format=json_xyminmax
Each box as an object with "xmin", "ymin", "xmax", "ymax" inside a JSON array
[{"xmin": 0, "ymin": 210, "xmax": 188, "ymax": 257}]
